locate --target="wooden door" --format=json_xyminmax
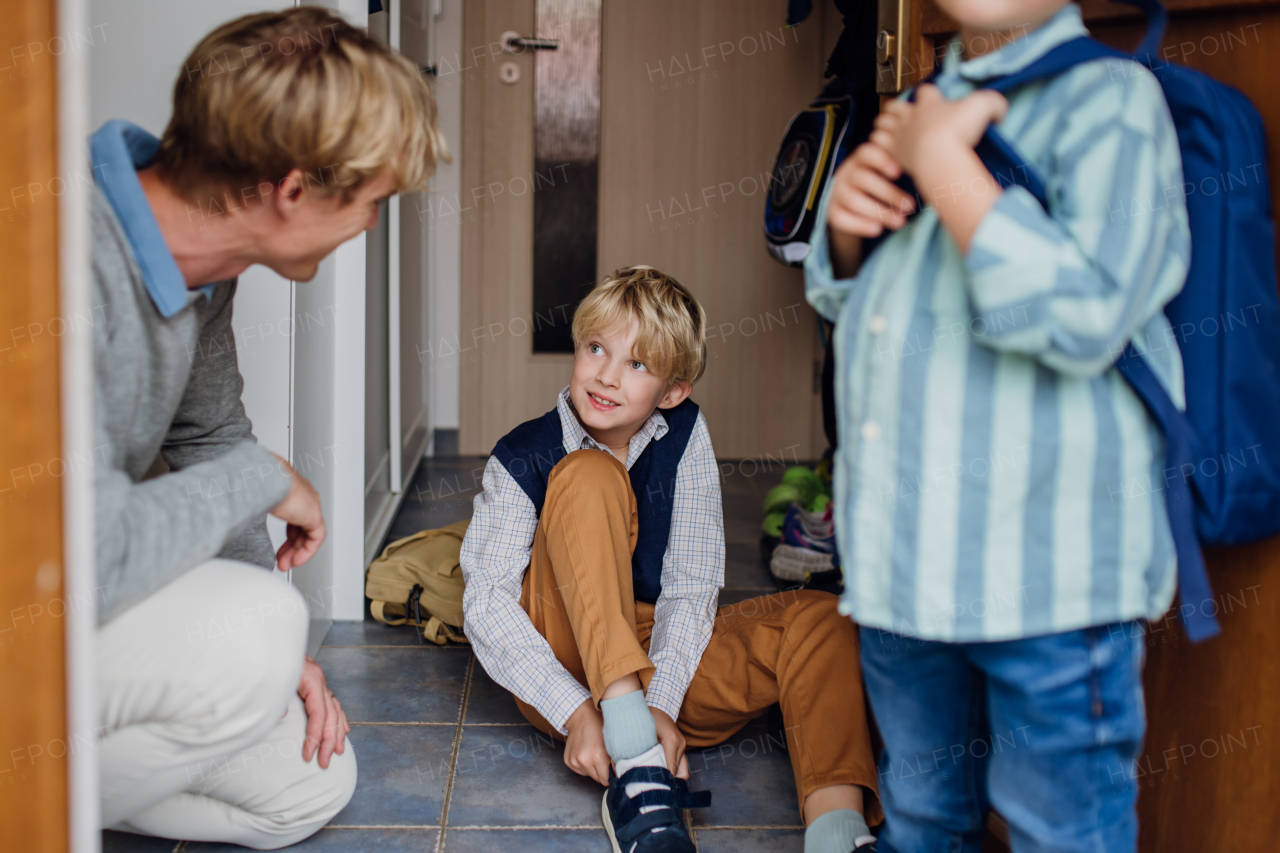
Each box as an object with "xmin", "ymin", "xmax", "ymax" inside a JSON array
[
  {"xmin": 460, "ymin": 0, "xmax": 840, "ymax": 458},
  {"xmin": 0, "ymin": 1, "xmax": 70, "ymax": 850},
  {"xmin": 460, "ymin": 0, "xmax": 558, "ymax": 454},
  {"xmin": 1083, "ymin": 6, "xmax": 1280, "ymax": 850},
  {"xmin": 903, "ymin": 2, "xmax": 1280, "ymax": 850}
]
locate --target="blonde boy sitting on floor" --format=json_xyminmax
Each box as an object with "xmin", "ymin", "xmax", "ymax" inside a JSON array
[{"xmin": 461, "ymin": 267, "xmax": 882, "ymax": 853}]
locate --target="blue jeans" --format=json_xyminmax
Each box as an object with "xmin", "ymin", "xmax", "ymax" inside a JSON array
[{"xmin": 859, "ymin": 623, "xmax": 1147, "ymax": 853}]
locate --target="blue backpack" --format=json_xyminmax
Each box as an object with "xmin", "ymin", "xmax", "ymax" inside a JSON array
[{"xmin": 916, "ymin": 0, "xmax": 1280, "ymax": 642}]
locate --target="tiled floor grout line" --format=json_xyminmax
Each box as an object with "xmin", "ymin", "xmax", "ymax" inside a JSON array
[
  {"xmin": 322, "ymin": 645, "xmax": 472, "ymax": 649},
  {"xmin": 696, "ymin": 819, "xmax": 803, "ymax": 824},
  {"xmin": 348, "ymin": 721, "xmax": 533, "ymax": 727},
  {"xmin": 322, "ymin": 819, "xmax": 437, "ymax": 824},
  {"xmin": 433, "ymin": 654, "xmax": 475, "ymax": 853},
  {"xmin": 430, "ymin": 819, "xmax": 604, "ymax": 824},
  {"xmin": 322, "ymin": 823, "xmax": 803, "ymax": 830}
]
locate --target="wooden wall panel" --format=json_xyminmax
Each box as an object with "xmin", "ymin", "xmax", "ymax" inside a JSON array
[
  {"xmin": 461, "ymin": 0, "xmax": 838, "ymax": 459},
  {"xmin": 0, "ymin": 0, "xmax": 69, "ymax": 850},
  {"xmin": 1084, "ymin": 7, "xmax": 1280, "ymax": 852},
  {"xmin": 596, "ymin": 0, "xmax": 830, "ymax": 460}
]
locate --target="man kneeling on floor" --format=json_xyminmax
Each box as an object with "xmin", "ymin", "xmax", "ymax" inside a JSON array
[
  {"xmin": 93, "ymin": 9, "xmax": 446, "ymax": 848},
  {"xmin": 461, "ymin": 267, "xmax": 882, "ymax": 853}
]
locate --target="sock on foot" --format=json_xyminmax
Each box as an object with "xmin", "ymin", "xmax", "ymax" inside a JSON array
[
  {"xmin": 600, "ymin": 689, "xmax": 658, "ymax": 762},
  {"xmin": 804, "ymin": 808, "xmax": 874, "ymax": 853}
]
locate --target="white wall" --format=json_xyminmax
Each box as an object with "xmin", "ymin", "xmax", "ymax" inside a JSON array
[
  {"xmin": 89, "ymin": 0, "xmax": 294, "ymax": 550},
  {"xmin": 309, "ymin": 0, "xmax": 369, "ymax": 620},
  {"xmin": 58, "ymin": 0, "xmax": 100, "ymax": 848},
  {"xmin": 88, "ymin": 0, "xmax": 371, "ymax": 620}
]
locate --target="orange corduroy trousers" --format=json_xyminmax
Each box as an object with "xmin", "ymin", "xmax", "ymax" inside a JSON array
[{"xmin": 514, "ymin": 449, "xmax": 881, "ymax": 821}]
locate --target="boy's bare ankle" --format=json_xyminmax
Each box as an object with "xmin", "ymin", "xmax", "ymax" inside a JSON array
[{"xmin": 601, "ymin": 672, "xmax": 644, "ymax": 701}]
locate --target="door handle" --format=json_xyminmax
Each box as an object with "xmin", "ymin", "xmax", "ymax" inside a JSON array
[{"xmin": 500, "ymin": 30, "xmax": 558, "ymax": 53}]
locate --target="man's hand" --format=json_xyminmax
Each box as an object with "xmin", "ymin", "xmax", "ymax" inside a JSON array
[
  {"xmin": 869, "ymin": 84, "xmax": 1010, "ymax": 254},
  {"xmin": 564, "ymin": 699, "xmax": 610, "ymax": 785},
  {"xmin": 270, "ymin": 454, "xmax": 326, "ymax": 571},
  {"xmin": 652, "ymin": 707, "xmax": 689, "ymax": 780},
  {"xmin": 297, "ymin": 656, "xmax": 349, "ymax": 769}
]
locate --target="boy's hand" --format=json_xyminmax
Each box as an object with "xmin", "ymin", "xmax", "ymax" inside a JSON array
[
  {"xmin": 650, "ymin": 701, "xmax": 691, "ymax": 778},
  {"xmin": 870, "ymin": 84, "xmax": 1008, "ymax": 184},
  {"xmin": 827, "ymin": 142, "xmax": 916, "ymax": 238},
  {"xmin": 270, "ymin": 454, "xmax": 326, "ymax": 571},
  {"xmin": 564, "ymin": 699, "xmax": 610, "ymax": 785},
  {"xmin": 870, "ymin": 84, "xmax": 1010, "ymax": 254},
  {"xmin": 652, "ymin": 707, "xmax": 689, "ymax": 780},
  {"xmin": 825, "ymin": 142, "xmax": 917, "ymax": 278}
]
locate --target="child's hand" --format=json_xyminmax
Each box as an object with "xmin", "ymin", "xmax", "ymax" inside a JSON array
[
  {"xmin": 826, "ymin": 142, "xmax": 917, "ymax": 239},
  {"xmin": 870, "ymin": 84, "xmax": 1010, "ymax": 254},
  {"xmin": 564, "ymin": 699, "xmax": 610, "ymax": 785},
  {"xmin": 825, "ymin": 141, "xmax": 917, "ymax": 277},
  {"xmin": 652, "ymin": 707, "xmax": 689, "ymax": 780},
  {"xmin": 870, "ymin": 84, "xmax": 1008, "ymax": 191}
]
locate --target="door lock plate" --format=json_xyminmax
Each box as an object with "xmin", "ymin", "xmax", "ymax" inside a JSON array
[{"xmin": 876, "ymin": 0, "xmax": 912, "ymax": 94}]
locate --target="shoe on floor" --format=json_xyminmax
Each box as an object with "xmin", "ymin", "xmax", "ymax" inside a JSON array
[
  {"xmin": 770, "ymin": 543, "xmax": 836, "ymax": 582},
  {"xmin": 602, "ymin": 763, "xmax": 711, "ymax": 853},
  {"xmin": 780, "ymin": 503, "xmax": 837, "ymax": 553}
]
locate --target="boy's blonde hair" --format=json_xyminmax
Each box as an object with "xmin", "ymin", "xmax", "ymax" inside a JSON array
[
  {"xmin": 572, "ymin": 266, "xmax": 707, "ymax": 385},
  {"xmin": 155, "ymin": 6, "xmax": 448, "ymax": 202}
]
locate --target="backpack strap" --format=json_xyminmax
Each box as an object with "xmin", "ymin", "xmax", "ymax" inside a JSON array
[
  {"xmin": 903, "ymin": 36, "xmax": 1132, "ymax": 210},
  {"xmin": 1114, "ymin": 0, "xmax": 1168, "ymax": 60},
  {"xmin": 902, "ymin": 37, "xmax": 1128, "ymax": 210},
  {"xmin": 974, "ymin": 37, "xmax": 1129, "ymax": 209},
  {"xmin": 369, "ymin": 596, "xmax": 470, "ymax": 645},
  {"xmin": 969, "ymin": 41, "xmax": 1223, "ymax": 642},
  {"xmin": 1114, "ymin": 347, "xmax": 1222, "ymax": 642}
]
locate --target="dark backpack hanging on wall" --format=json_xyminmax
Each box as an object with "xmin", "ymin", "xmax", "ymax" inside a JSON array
[
  {"xmin": 763, "ymin": 0, "xmax": 878, "ymax": 267},
  {"xmin": 766, "ymin": 1, "xmax": 878, "ymax": 452}
]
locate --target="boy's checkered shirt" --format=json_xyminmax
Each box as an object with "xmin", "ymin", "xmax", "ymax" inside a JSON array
[{"xmin": 460, "ymin": 387, "xmax": 724, "ymax": 733}]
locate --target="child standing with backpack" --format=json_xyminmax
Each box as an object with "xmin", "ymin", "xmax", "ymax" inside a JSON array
[{"xmin": 809, "ymin": 2, "xmax": 1190, "ymax": 851}]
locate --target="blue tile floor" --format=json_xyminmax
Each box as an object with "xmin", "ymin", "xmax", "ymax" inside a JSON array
[{"xmin": 104, "ymin": 456, "xmax": 802, "ymax": 852}]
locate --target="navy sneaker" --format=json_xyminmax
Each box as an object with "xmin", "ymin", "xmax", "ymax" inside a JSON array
[{"xmin": 602, "ymin": 764, "xmax": 711, "ymax": 853}]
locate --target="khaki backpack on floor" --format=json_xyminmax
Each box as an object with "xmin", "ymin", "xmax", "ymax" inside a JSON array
[{"xmin": 365, "ymin": 519, "xmax": 469, "ymax": 645}]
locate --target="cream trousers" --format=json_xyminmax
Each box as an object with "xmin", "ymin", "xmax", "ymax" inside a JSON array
[{"xmin": 97, "ymin": 560, "xmax": 356, "ymax": 849}]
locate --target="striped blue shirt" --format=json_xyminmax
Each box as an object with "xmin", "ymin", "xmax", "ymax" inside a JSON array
[{"xmin": 806, "ymin": 4, "xmax": 1190, "ymax": 642}]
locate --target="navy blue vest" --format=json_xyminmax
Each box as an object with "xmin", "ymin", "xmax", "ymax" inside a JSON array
[{"xmin": 491, "ymin": 399, "xmax": 701, "ymax": 603}]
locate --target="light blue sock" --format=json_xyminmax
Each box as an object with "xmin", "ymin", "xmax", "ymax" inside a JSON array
[
  {"xmin": 600, "ymin": 689, "xmax": 658, "ymax": 762},
  {"xmin": 804, "ymin": 808, "xmax": 871, "ymax": 853}
]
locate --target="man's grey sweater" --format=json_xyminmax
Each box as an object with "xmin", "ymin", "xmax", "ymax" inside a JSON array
[{"xmin": 93, "ymin": 186, "xmax": 291, "ymax": 625}]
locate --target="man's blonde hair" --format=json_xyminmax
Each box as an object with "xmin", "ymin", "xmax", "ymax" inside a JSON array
[
  {"xmin": 154, "ymin": 6, "xmax": 448, "ymax": 202},
  {"xmin": 572, "ymin": 267, "xmax": 707, "ymax": 385}
]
